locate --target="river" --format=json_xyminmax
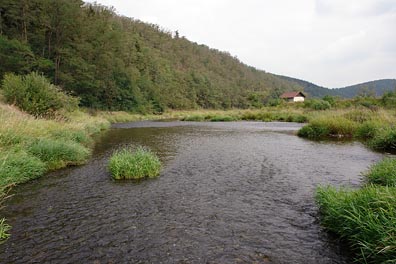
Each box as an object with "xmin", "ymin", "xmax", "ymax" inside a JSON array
[{"xmin": 0, "ymin": 121, "xmax": 383, "ymax": 263}]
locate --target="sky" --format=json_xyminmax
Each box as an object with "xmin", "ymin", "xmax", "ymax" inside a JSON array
[{"xmin": 86, "ymin": 0, "xmax": 396, "ymax": 88}]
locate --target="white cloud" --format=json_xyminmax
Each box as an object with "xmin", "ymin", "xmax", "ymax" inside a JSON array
[{"xmin": 85, "ymin": 0, "xmax": 396, "ymax": 87}]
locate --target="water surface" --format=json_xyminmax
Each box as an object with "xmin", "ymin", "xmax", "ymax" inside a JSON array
[{"xmin": 0, "ymin": 121, "xmax": 383, "ymax": 263}]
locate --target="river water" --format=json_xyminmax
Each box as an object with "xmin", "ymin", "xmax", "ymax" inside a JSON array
[{"xmin": 0, "ymin": 121, "xmax": 383, "ymax": 263}]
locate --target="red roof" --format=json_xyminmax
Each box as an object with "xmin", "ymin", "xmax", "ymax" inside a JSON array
[{"xmin": 280, "ymin": 91, "xmax": 306, "ymax": 99}]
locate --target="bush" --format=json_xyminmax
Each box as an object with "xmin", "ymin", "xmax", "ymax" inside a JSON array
[
  {"xmin": 0, "ymin": 151, "xmax": 46, "ymax": 186},
  {"xmin": 1, "ymin": 72, "xmax": 79, "ymax": 117},
  {"xmin": 28, "ymin": 138, "xmax": 90, "ymax": 170},
  {"xmin": 109, "ymin": 147, "xmax": 161, "ymax": 180},
  {"xmin": 304, "ymin": 99, "xmax": 331, "ymax": 110},
  {"xmin": 366, "ymin": 158, "xmax": 396, "ymax": 186},
  {"xmin": 316, "ymin": 186, "xmax": 396, "ymax": 263}
]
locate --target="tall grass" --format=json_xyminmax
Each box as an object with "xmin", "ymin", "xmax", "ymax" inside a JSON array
[
  {"xmin": 109, "ymin": 147, "xmax": 161, "ymax": 180},
  {"xmin": 366, "ymin": 158, "xmax": 396, "ymax": 187},
  {"xmin": 316, "ymin": 186, "xmax": 396, "ymax": 263},
  {"xmin": 0, "ymin": 187, "xmax": 11, "ymax": 243},
  {"xmin": 28, "ymin": 138, "xmax": 91, "ymax": 170},
  {"xmin": 298, "ymin": 109, "xmax": 396, "ymax": 151},
  {"xmin": 0, "ymin": 151, "xmax": 46, "ymax": 186}
]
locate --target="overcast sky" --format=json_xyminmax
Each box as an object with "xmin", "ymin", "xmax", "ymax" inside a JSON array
[{"xmin": 86, "ymin": 0, "xmax": 396, "ymax": 88}]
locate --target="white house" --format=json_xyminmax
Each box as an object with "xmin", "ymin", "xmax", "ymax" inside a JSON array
[{"xmin": 280, "ymin": 91, "xmax": 306, "ymax": 102}]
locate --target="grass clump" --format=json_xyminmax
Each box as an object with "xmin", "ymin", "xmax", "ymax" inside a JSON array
[
  {"xmin": 366, "ymin": 158, "xmax": 396, "ymax": 186},
  {"xmin": 109, "ymin": 147, "xmax": 161, "ymax": 180},
  {"xmin": 28, "ymin": 138, "xmax": 91, "ymax": 170},
  {"xmin": 316, "ymin": 186, "xmax": 396, "ymax": 263},
  {"xmin": 0, "ymin": 151, "xmax": 46, "ymax": 186}
]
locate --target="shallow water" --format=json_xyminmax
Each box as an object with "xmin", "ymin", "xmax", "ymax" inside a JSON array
[{"xmin": 0, "ymin": 121, "xmax": 383, "ymax": 263}]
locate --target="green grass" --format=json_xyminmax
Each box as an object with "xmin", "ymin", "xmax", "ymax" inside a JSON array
[
  {"xmin": 368, "ymin": 127, "xmax": 396, "ymax": 152},
  {"xmin": 366, "ymin": 158, "xmax": 396, "ymax": 187},
  {"xmin": 0, "ymin": 186, "xmax": 11, "ymax": 243},
  {"xmin": 0, "ymin": 150, "xmax": 46, "ymax": 186},
  {"xmin": 28, "ymin": 138, "xmax": 91, "ymax": 170},
  {"xmin": 0, "ymin": 218, "xmax": 10, "ymax": 243},
  {"xmin": 316, "ymin": 186, "xmax": 396, "ymax": 263},
  {"xmin": 209, "ymin": 115, "xmax": 238, "ymax": 122},
  {"xmin": 109, "ymin": 147, "xmax": 161, "ymax": 180}
]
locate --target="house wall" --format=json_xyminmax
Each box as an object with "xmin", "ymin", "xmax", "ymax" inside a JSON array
[{"xmin": 293, "ymin": 96, "xmax": 305, "ymax": 102}]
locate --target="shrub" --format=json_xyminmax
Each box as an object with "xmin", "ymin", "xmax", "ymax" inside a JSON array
[
  {"xmin": 1, "ymin": 72, "xmax": 79, "ymax": 117},
  {"xmin": 109, "ymin": 147, "xmax": 161, "ymax": 180},
  {"xmin": 28, "ymin": 138, "xmax": 90, "ymax": 170},
  {"xmin": 316, "ymin": 186, "xmax": 396, "ymax": 263},
  {"xmin": 0, "ymin": 151, "xmax": 46, "ymax": 186},
  {"xmin": 366, "ymin": 158, "xmax": 396, "ymax": 186},
  {"xmin": 304, "ymin": 99, "xmax": 331, "ymax": 110}
]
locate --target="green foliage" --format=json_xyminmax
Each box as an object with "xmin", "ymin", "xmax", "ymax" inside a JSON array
[
  {"xmin": 1, "ymin": 72, "xmax": 79, "ymax": 117},
  {"xmin": 322, "ymin": 95, "xmax": 336, "ymax": 106},
  {"xmin": 28, "ymin": 138, "xmax": 91, "ymax": 170},
  {"xmin": 0, "ymin": 35, "xmax": 35, "ymax": 78},
  {"xmin": 381, "ymin": 90, "xmax": 396, "ymax": 108},
  {"xmin": 316, "ymin": 186, "xmax": 396, "ymax": 263},
  {"xmin": 0, "ymin": 218, "xmax": 11, "ymax": 243},
  {"xmin": 0, "ymin": 1, "xmax": 303, "ymax": 112},
  {"xmin": 181, "ymin": 115, "xmax": 207, "ymax": 121},
  {"xmin": 304, "ymin": 99, "xmax": 331, "ymax": 110},
  {"xmin": 368, "ymin": 127, "xmax": 396, "ymax": 152},
  {"xmin": 0, "ymin": 151, "xmax": 46, "ymax": 186},
  {"xmin": 50, "ymin": 130, "xmax": 93, "ymax": 146},
  {"xmin": 0, "ymin": 186, "xmax": 11, "ymax": 243},
  {"xmin": 109, "ymin": 147, "xmax": 161, "ymax": 180},
  {"xmin": 298, "ymin": 117, "xmax": 357, "ymax": 138},
  {"xmin": 366, "ymin": 158, "xmax": 396, "ymax": 186},
  {"xmin": 209, "ymin": 115, "xmax": 238, "ymax": 122},
  {"xmin": 354, "ymin": 121, "xmax": 381, "ymax": 139}
]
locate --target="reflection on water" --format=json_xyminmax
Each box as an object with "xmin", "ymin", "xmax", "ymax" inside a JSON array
[{"xmin": 0, "ymin": 122, "xmax": 383, "ymax": 263}]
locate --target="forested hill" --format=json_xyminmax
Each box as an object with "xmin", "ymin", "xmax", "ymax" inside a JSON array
[
  {"xmin": 0, "ymin": 1, "xmax": 303, "ymax": 112},
  {"xmin": 277, "ymin": 75, "xmax": 396, "ymax": 98}
]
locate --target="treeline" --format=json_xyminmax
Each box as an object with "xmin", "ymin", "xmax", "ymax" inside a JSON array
[{"xmin": 0, "ymin": 0, "xmax": 302, "ymax": 112}]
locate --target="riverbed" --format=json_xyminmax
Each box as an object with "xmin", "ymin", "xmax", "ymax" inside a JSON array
[{"xmin": 0, "ymin": 121, "xmax": 383, "ymax": 263}]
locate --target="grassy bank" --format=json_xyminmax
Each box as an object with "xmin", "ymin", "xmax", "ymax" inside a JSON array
[
  {"xmin": 0, "ymin": 102, "xmax": 111, "ymax": 241},
  {"xmin": 297, "ymin": 108, "xmax": 396, "ymax": 152},
  {"xmin": 316, "ymin": 159, "xmax": 396, "ymax": 263}
]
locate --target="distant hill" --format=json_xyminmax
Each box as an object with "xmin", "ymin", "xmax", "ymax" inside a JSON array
[
  {"xmin": 333, "ymin": 79, "xmax": 396, "ymax": 98},
  {"xmin": 276, "ymin": 75, "xmax": 396, "ymax": 98}
]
